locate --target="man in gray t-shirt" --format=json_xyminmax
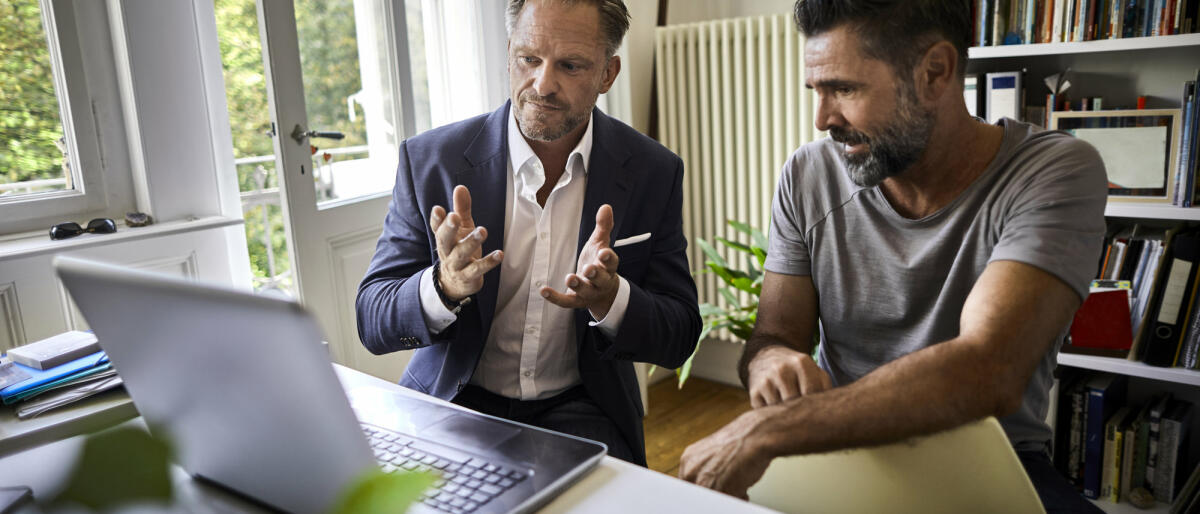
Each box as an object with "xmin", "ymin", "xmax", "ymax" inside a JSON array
[{"xmin": 680, "ymin": 1, "xmax": 1107, "ymax": 511}]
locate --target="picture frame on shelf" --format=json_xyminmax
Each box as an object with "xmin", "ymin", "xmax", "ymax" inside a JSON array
[{"xmin": 1050, "ymin": 109, "xmax": 1182, "ymax": 203}]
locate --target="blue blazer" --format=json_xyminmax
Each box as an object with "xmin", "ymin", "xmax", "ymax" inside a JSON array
[{"xmin": 356, "ymin": 102, "xmax": 701, "ymax": 466}]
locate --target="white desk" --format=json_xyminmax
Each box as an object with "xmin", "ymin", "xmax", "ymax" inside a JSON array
[{"xmin": 0, "ymin": 364, "xmax": 774, "ymax": 513}]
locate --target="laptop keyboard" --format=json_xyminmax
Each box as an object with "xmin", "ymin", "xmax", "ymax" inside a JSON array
[{"xmin": 361, "ymin": 422, "xmax": 528, "ymax": 513}]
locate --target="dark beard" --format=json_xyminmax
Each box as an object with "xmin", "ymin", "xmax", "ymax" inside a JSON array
[{"xmin": 830, "ymin": 86, "xmax": 935, "ymax": 188}]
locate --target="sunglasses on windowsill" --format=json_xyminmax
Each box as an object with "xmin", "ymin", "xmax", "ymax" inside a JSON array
[{"xmin": 49, "ymin": 218, "xmax": 117, "ymax": 240}]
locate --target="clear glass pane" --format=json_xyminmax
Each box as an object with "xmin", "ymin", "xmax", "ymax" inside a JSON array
[
  {"xmin": 0, "ymin": 1, "xmax": 72, "ymax": 199},
  {"xmin": 215, "ymin": 0, "xmax": 294, "ymax": 296},
  {"xmin": 295, "ymin": 0, "xmax": 398, "ymax": 207}
]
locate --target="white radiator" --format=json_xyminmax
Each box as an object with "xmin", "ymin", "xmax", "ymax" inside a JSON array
[{"xmin": 655, "ymin": 14, "xmax": 818, "ymax": 343}]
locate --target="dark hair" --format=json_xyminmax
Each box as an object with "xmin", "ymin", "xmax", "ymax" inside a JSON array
[
  {"xmin": 506, "ymin": 0, "xmax": 631, "ymax": 58},
  {"xmin": 793, "ymin": 0, "xmax": 971, "ymax": 80}
]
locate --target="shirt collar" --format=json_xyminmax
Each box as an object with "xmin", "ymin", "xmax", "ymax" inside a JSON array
[{"xmin": 507, "ymin": 106, "xmax": 594, "ymax": 176}]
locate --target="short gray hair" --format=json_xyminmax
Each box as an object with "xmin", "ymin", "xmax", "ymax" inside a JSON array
[{"xmin": 505, "ymin": 0, "xmax": 631, "ymax": 58}]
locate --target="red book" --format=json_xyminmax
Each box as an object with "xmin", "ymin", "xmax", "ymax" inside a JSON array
[{"xmin": 1066, "ymin": 290, "xmax": 1134, "ymax": 357}]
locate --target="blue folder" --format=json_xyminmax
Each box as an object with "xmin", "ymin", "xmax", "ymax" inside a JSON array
[{"xmin": 0, "ymin": 351, "xmax": 109, "ymax": 403}]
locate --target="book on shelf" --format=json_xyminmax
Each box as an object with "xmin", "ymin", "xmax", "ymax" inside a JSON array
[
  {"xmin": 1065, "ymin": 286, "xmax": 1133, "ymax": 356},
  {"xmin": 1068, "ymin": 375, "xmax": 1092, "ymax": 486},
  {"xmin": 971, "ymin": 0, "xmax": 1199, "ymax": 46},
  {"xmin": 1122, "ymin": 403, "xmax": 1152, "ymax": 500},
  {"xmin": 1154, "ymin": 398, "xmax": 1194, "ymax": 502},
  {"xmin": 1134, "ymin": 399, "xmax": 1156, "ymax": 494},
  {"xmin": 1148, "ymin": 392, "xmax": 1174, "ymax": 491},
  {"xmin": 1141, "ymin": 230, "xmax": 1200, "ymax": 367},
  {"xmin": 1085, "ymin": 373, "xmax": 1129, "ymax": 498},
  {"xmin": 1103, "ymin": 404, "xmax": 1134, "ymax": 500}
]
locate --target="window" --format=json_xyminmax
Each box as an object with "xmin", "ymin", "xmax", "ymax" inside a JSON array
[{"xmin": 0, "ymin": 0, "xmax": 122, "ymax": 236}]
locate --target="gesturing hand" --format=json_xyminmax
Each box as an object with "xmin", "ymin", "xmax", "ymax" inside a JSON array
[
  {"xmin": 746, "ymin": 345, "xmax": 832, "ymax": 408},
  {"xmin": 679, "ymin": 408, "xmax": 775, "ymax": 499},
  {"xmin": 540, "ymin": 204, "xmax": 621, "ymax": 319},
  {"xmin": 431, "ymin": 185, "xmax": 503, "ymax": 304}
]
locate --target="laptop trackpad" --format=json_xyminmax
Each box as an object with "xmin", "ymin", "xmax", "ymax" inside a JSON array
[{"xmin": 422, "ymin": 413, "xmax": 521, "ymax": 450}]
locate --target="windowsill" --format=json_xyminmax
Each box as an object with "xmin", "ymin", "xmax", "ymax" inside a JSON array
[{"xmin": 0, "ymin": 215, "xmax": 244, "ymax": 263}]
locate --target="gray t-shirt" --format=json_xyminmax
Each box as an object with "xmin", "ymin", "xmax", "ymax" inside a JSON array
[{"xmin": 765, "ymin": 119, "xmax": 1108, "ymax": 452}]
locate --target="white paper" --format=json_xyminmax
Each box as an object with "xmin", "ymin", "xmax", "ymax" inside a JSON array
[{"xmin": 1072, "ymin": 126, "xmax": 1168, "ymax": 189}]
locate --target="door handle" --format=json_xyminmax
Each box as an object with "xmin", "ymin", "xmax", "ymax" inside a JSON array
[{"xmin": 290, "ymin": 124, "xmax": 346, "ymax": 144}]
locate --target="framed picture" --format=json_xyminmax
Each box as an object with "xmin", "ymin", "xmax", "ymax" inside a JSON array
[{"xmin": 1050, "ymin": 109, "xmax": 1181, "ymax": 203}]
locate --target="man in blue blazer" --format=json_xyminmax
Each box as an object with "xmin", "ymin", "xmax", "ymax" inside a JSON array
[{"xmin": 356, "ymin": 0, "xmax": 700, "ymax": 466}]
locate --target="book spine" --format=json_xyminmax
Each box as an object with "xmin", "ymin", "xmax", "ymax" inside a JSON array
[
  {"xmin": 1054, "ymin": 0, "xmax": 1068, "ymax": 40},
  {"xmin": 1121, "ymin": 422, "xmax": 1138, "ymax": 500},
  {"xmin": 1134, "ymin": 414, "xmax": 1150, "ymax": 491},
  {"xmin": 995, "ymin": 0, "xmax": 1009, "ymax": 44},
  {"xmin": 1155, "ymin": 411, "xmax": 1181, "ymax": 502},
  {"xmin": 1070, "ymin": 384, "xmax": 1088, "ymax": 485},
  {"xmin": 1113, "ymin": 426, "xmax": 1125, "ymax": 501},
  {"xmin": 1085, "ymin": 387, "xmax": 1109, "ymax": 498},
  {"xmin": 1149, "ymin": 405, "xmax": 1166, "ymax": 490},
  {"xmin": 1103, "ymin": 417, "xmax": 1119, "ymax": 500},
  {"xmin": 1181, "ymin": 82, "xmax": 1196, "ymax": 208},
  {"xmin": 1176, "ymin": 83, "xmax": 1194, "ymax": 207}
]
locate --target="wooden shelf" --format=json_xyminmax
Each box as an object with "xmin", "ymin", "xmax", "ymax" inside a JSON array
[
  {"xmin": 1057, "ymin": 353, "xmax": 1200, "ymax": 387},
  {"xmin": 1106, "ymin": 203, "xmax": 1200, "ymax": 221},
  {"xmin": 969, "ymin": 33, "xmax": 1200, "ymax": 59}
]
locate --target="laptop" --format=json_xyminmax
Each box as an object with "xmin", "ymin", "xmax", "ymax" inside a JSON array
[{"xmin": 54, "ymin": 256, "xmax": 606, "ymax": 514}]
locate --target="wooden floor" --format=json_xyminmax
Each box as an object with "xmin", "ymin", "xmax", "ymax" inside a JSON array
[{"xmin": 642, "ymin": 376, "xmax": 753, "ymax": 476}]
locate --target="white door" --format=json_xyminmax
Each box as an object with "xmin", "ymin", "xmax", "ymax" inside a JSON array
[{"xmin": 257, "ymin": 0, "xmax": 416, "ymax": 381}]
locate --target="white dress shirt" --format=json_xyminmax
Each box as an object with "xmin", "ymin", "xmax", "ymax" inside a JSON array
[{"xmin": 418, "ymin": 109, "xmax": 631, "ymax": 400}]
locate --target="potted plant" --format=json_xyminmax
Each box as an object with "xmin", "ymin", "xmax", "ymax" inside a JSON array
[{"xmin": 656, "ymin": 221, "xmax": 768, "ymax": 387}]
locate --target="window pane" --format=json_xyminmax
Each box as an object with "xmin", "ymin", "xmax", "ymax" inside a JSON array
[
  {"xmin": 295, "ymin": 0, "xmax": 398, "ymax": 207},
  {"xmin": 0, "ymin": 1, "xmax": 71, "ymax": 199},
  {"xmin": 214, "ymin": 0, "xmax": 295, "ymax": 296}
]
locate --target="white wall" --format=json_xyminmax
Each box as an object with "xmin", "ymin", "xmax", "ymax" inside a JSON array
[
  {"xmin": 666, "ymin": 0, "xmax": 794, "ymax": 25},
  {"xmin": 620, "ymin": 0, "xmax": 795, "ymax": 135}
]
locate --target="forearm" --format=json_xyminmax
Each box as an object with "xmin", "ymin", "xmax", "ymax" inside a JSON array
[{"xmin": 747, "ymin": 336, "xmax": 1021, "ymax": 458}]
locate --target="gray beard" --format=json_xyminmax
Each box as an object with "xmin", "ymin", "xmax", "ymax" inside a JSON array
[
  {"xmin": 837, "ymin": 91, "xmax": 936, "ymax": 188},
  {"xmin": 517, "ymin": 103, "xmax": 589, "ymax": 143}
]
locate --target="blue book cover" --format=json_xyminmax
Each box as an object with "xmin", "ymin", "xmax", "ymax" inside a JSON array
[
  {"xmin": 0, "ymin": 351, "xmax": 108, "ymax": 400},
  {"xmin": 1085, "ymin": 374, "xmax": 1129, "ymax": 498}
]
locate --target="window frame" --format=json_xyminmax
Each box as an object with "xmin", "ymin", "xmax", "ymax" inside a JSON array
[{"xmin": 0, "ymin": 0, "xmax": 128, "ymax": 236}]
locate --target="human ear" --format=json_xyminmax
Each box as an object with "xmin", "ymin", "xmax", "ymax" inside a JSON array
[
  {"xmin": 915, "ymin": 41, "xmax": 958, "ymax": 102},
  {"xmin": 599, "ymin": 55, "xmax": 621, "ymax": 94}
]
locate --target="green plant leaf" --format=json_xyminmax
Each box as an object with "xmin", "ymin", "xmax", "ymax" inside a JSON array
[
  {"xmin": 696, "ymin": 238, "xmax": 729, "ymax": 269},
  {"xmin": 51, "ymin": 426, "xmax": 174, "ymax": 510},
  {"xmin": 727, "ymin": 220, "xmax": 753, "ymax": 236},
  {"xmin": 707, "ymin": 262, "xmax": 737, "ymax": 284},
  {"xmin": 751, "ymin": 227, "xmax": 770, "ymax": 253},
  {"xmin": 331, "ymin": 470, "xmax": 436, "ymax": 514},
  {"xmin": 729, "ymin": 276, "xmax": 760, "ymax": 295},
  {"xmin": 752, "ymin": 247, "xmax": 767, "ymax": 267},
  {"xmin": 716, "ymin": 237, "xmax": 752, "ymax": 254},
  {"xmin": 698, "ymin": 303, "xmax": 727, "ymax": 318},
  {"xmin": 718, "ymin": 287, "xmax": 741, "ymax": 308},
  {"xmin": 677, "ymin": 350, "xmax": 696, "ymax": 388}
]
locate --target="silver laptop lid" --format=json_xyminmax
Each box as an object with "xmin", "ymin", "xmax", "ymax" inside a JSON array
[{"xmin": 54, "ymin": 256, "xmax": 375, "ymax": 513}]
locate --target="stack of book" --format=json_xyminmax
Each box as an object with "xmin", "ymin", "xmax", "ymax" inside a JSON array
[
  {"xmin": 972, "ymin": 0, "xmax": 1200, "ymax": 47},
  {"xmin": 1174, "ymin": 72, "xmax": 1200, "ymax": 206},
  {"xmin": 1073, "ymin": 227, "xmax": 1200, "ymax": 368},
  {"xmin": 1053, "ymin": 371, "xmax": 1198, "ymax": 508},
  {"xmin": 0, "ymin": 332, "xmax": 123, "ymax": 419}
]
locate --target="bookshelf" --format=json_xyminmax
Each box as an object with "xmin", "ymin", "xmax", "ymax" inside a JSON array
[
  {"xmin": 1058, "ymin": 353, "xmax": 1200, "ymax": 387},
  {"xmin": 968, "ymin": 33, "xmax": 1200, "ymax": 59},
  {"xmin": 967, "ymin": 29, "xmax": 1200, "ymax": 514}
]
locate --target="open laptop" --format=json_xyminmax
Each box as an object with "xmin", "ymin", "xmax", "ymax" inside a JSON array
[{"xmin": 54, "ymin": 256, "xmax": 606, "ymax": 514}]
